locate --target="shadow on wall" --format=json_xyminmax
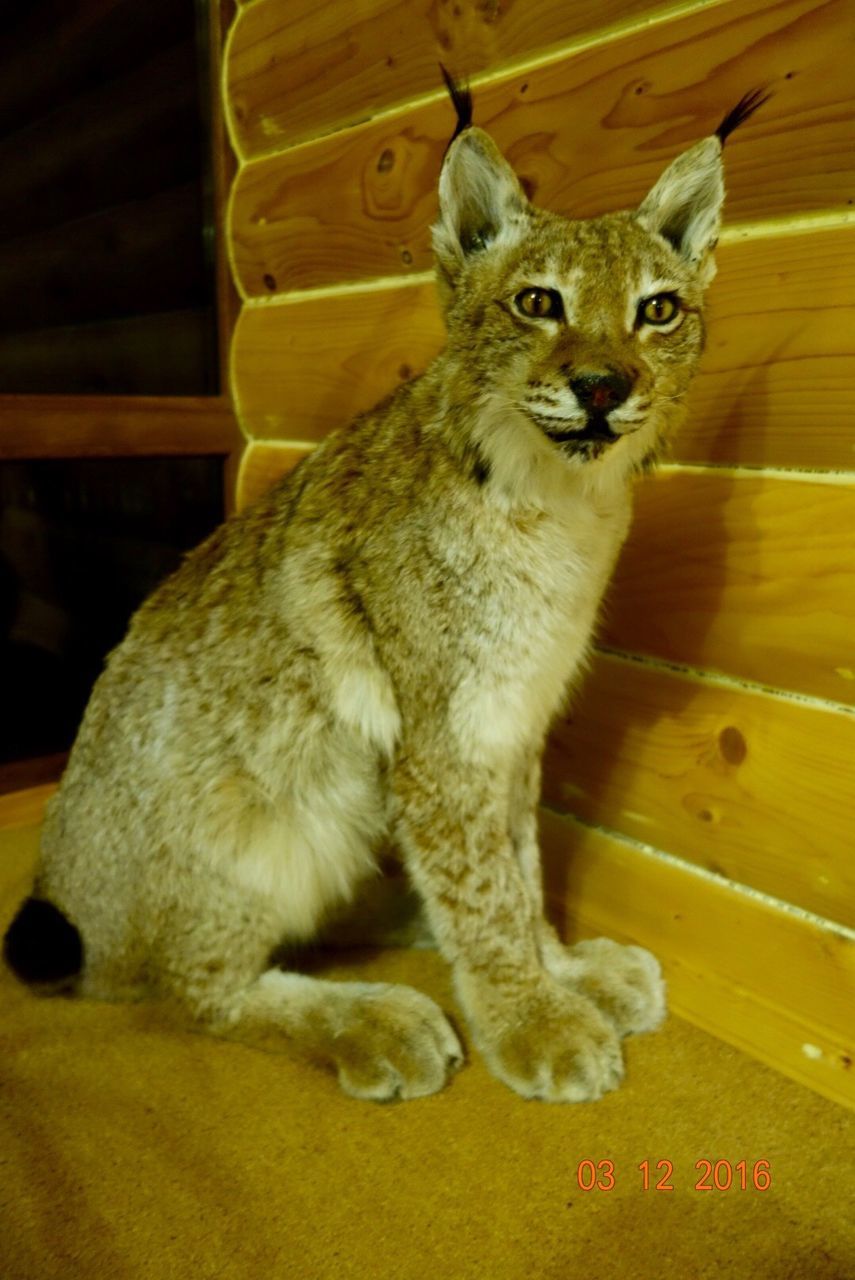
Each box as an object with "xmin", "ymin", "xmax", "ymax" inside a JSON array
[
  {"xmin": 540, "ymin": 357, "xmax": 776, "ymax": 940},
  {"xmin": 0, "ymin": 457, "xmax": 225, "ymax": 767}
]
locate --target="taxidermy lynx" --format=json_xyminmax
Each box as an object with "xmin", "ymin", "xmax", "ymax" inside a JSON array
[{"xmin": 5, "ymin": 83, "xmax": 767, "ymax": 1102}]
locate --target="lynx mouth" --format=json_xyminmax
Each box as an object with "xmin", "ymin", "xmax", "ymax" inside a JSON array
[
  {"xmin": 547, "ymin": 415, "xmax": 620, "ymax": 446},
  {"xmin": 528, "ymin": 410, "xmax": 622, "ymax": 452},
  {"xmin": 525, "ymin": 407, "xmax": 637, "ymax": 459}
]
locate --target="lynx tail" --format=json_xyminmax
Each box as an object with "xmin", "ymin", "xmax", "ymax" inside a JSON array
[{"xmin": 3, "ymin": 897, "xmax": 83, "ymax": 984}]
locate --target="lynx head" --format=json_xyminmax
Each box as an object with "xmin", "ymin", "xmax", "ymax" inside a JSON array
[{"xmin": 432, "ymin": 80, "xmax": 768, "ymax": 481}]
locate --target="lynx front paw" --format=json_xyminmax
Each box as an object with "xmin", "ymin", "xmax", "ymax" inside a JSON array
[
  {"xmin": 330, "ymin": 983, "xmax": 463, "ymax": 1102},
  {"xmin": 543, "ymin": 936, "xmax": 667, "ymax": 1037},
  {"xmin": 464, "ymin": 980, "xmax": 624, "ymax": 1103}
]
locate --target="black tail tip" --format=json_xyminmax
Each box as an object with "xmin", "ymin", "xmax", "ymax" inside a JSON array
[
  {"xmin": 3, "ymin": 897, "xmax": 83, "ymax": 985},
  {"xmin": 715, "ymin": 87, "xmax": 772, "ymax": 144},
  {"xmin": 439, "ymin": 63, "xmax": 473, "ymax": 147}
]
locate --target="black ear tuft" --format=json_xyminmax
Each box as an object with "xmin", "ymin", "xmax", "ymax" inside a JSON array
[
  {"xmin": 715, "ymin": 87, "xmax": 772, "ymax": 144},
  {"xmin": 439, "ymin": 64, "xmax": 473, "ymax": 150}
]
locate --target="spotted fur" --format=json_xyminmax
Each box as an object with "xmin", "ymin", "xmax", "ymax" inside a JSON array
[{"xmin": 4, "ymin": 90, "xmax": 764, "ymax": 1102}]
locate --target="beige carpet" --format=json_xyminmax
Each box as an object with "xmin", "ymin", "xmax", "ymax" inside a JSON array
[{"xmin": 1, "ymin": 822, "xmax": 853, "ymax": 1280}]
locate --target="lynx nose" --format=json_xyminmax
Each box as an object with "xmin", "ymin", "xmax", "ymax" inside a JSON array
[{"xmin": 570, "ymin": 370, "xmax": 634, "ymax": 413}]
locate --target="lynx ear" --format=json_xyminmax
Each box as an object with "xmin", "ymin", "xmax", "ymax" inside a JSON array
[
  {"xmin": 636, "ymin": 135, "xmax": 725, "ymax": 281},
  {"xmin": 637, "ymin": 89, "xmax": 770, "ymax": 284},
  {"xmin": 432, "ymin": 127, "xmax": 530, "ymax": 285}
]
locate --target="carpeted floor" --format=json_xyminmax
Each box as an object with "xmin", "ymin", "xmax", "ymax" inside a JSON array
[{"xmin": 1, "ymin": 822, "xmax": 853, "ymax": 1280}]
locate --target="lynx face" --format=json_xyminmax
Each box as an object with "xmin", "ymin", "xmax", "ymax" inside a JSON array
[
  {"xmin": 432, "ymin": 115, "xmax": 742, "ymax": 477},
  {"xmin": 450, "ymin": 211, "xmax": 707, "ymax": 468}
]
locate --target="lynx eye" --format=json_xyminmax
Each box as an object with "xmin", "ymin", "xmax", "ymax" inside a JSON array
[
  {"xmin": 638, "ymin": 292, "xmax": 681, "ymax": 327},
  {"xmin": 515, "ymin": 287, "xmax": 563, "ymax": 320}
]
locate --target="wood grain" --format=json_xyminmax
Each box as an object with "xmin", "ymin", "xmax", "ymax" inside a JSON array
[
  {"xmin": 676, "ymin": 225, "xmax": 855, "ymax": 469},
  {"xmin": 235, "ymin": 441, "xmax": 311, "ymax": 510},
  {"xmin": 603, "ymin": 469, "xmax": 855, "ymax": 706},
  {"xmin": 232, "ymin": 282, "xmax": 442, "ymax": 441},
  {"xmin": 0, "ymin": 394, "xmax": 238, "ymax": 459},
  {"xmin": 542, "ymin": 652, "xmax": 855, "ymax": 927},
  {"xmin": 227, "ymin": 0, "xmax": 854, "ymax": 296},
  {"xmin": 0, "ymin": 785, "xmax": 56, "ymax": 833},
  {"xmin": 225, "ymin": 0, "xmax": 676, "ymax": 158},
  {"xmin": 230, "ymin": 225, "xmax": 855, "ymax": 468},
  {"xmin": 540, "ymin": 809, "xmax": 855, "ymax": 1109}
]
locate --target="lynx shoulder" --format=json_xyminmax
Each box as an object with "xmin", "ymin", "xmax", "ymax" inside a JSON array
[{"xmin": 4, "ymin": 83, "xmax": 767, "ymax": 1102}]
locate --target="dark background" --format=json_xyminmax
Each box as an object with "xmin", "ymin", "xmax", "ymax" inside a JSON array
[{"xmin": 0, "ymin": 0, "xmax": 225, "ymax": 770}]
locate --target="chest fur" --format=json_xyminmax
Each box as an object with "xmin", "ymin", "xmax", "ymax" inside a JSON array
[{"xmin": 443, "ymin": 489, "xmax": 631, "ymax": 757}]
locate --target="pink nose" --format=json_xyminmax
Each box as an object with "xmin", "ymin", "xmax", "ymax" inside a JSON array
[{"xmin": 570, "ymin": 371, "xmax": 634, "ymax": 412}]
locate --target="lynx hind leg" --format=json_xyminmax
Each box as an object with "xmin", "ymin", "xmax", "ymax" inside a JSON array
[
  {"xmin": 149, "ymin": 875, "xmax": 460, "ymax": 1101},
  {"xmin": 542, "ymin": 935, "xmax": 667, "ymax": 1037},
  {"xmin": 210, "ymin": 970, "xmax": 463, "ymax": 1101}
]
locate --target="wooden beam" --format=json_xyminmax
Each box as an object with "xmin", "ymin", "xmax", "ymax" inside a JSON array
[
  {"xmin": 603, "ymin": 469, "xmax": 855, "ymax": 707},
  {"xmin": 232, "ymin": 281, "xmax": 442, "ymax": 443},
  {"xmin": 0, "ymin": 394, "xmax": 240, "ymax": 459},
  {"xmin": 0, "ymin": 755, "xmax": 66, "ymax": 801},
  {"xmin": 540, "ymin": 809, "xmax": 855, "ymax": 1110},
  {"xmin": 543, "ymin": 652, "xmax": 855, "ymax": 928},
  {"xmin": 227, "ymin": 0, "xmax": 854, "ymax": 295},
  {"xmin": 203, "ymin": 0, "xmax": 241, "ymax": 403},
  {"xmin": 225, "ymin": 0, "xmax": 683, "ymax": 158},
  {"xmin": 234, "ymin": 440, "xmax": 311, "ymax": 510},
  {"xmin": 680, "ymin": 224, "xmax": 855, "ymax": 468},
  {"xmin": 0, "ymin": 783, "xmax": 56, "ymax": 832},
  {"xmin": 229, "ymin": 225, "xmax": 855, "ymax": 470}
]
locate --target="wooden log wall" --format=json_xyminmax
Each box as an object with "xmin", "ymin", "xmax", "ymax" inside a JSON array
[{"xmin": 221, "ymin": 0, "xmax": 855, "ymax": 1108}]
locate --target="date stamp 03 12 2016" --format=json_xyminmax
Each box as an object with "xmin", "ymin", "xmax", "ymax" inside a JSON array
[{"xmin": 574, "ymin": 1159, "xmax": 773, "ymax": 1194}]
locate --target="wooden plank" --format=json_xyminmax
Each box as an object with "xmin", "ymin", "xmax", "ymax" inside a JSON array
[
  {"xmin": 0, "ymin": 755, "xmax": 66, "ymax": 800},
  {"xmin": 542, "ymin": 652, "xmax": 855, "ymax": 927},
  {"xmin": 232, "ymin": 282, "xmax": 442, "ymax": 441},
  {"xmin": 676, "ymin": 225, "xmax": 855, "ymax": 469},
  {"xmin": 225, "ymin": 0, "xmax": 680, "ymax": 158},
  {"xmin": 235, "ymin": 441, "xmax": 311, "ymax": 510},
  {"xmin": 602, "ymin": 470, "xmax": 855, "ymax": 706},
  {"xmin": 0, "ymin": 185, "xmax": 206, "ymax": 333},
  {"xmin": 0, "ymin": 785, "xmax": 56, "ymax": 833},
  {"xmin": 539, "ymin": 809, "xmax": 855, "ymax": 1110},
  {"xmin": 0, "ymin": 311, "xmax": 217, "ymax": 397},
  {"xmin": 206, "ymin": 0, "xmax": 242, "ymax": 403},
  {"xmin": 230, "ymin": 226, "xmax": 855, "ymax": 469},
  {"xmin": 0, "ymin": 394, "xmax": 238, "ymax": 459},
  {"xmin": 227, "ymin": 0, "xmax": 854, "ymax": 296}
]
